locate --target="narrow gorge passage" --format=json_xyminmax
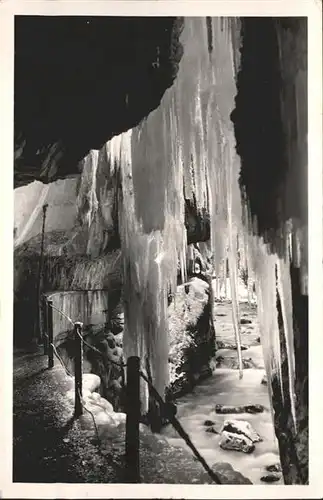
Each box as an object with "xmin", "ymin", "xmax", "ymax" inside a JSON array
[{"xmin": 161, "ymin": 286, "xmax": 282, "ymax": 485}]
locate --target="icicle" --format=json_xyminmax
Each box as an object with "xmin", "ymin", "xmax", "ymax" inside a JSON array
[
  {"xmin": 225, "ymin": 146, "xmax": 243, "ymax": 377},
  {"xmin": 227, "ymin": 254, "xmax": 243, "ymax": 377},
  {"xmin": 248, "ymin": 234, "xmax": 285, "ymax": 418},
  {"xmin": 76, "ymin": 149, "xmax": 99, "ymax": 229},
  {"xmin": 14, "ymin": 184, "xmax": 50, "ymax": 248},
  {"xmin": 276, "ymin": 253, "xmax": 297, "ymax": 431},
  {"xmin": 254, "ymin": 272, "xmax": 276, "ymax": 432},
  {"xmin": 104, "ymin": 107, "xmax": 187, "ymax": 406}
]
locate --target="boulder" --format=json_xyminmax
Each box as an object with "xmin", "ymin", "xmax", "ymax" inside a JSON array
[
  {"xmin": 205, "ymin": 426, "xmax": 219, "ymax": 434},
  {"xmin": 221, "ymin": 419, "xmax": 262, "ymax": 443},
  {"xmin": 245, "ymin": 404, "xmax": 265, "ymax": 414},
  {"xmin": 215, "ymin": 404, "xmax": 264, "ymax": 414},
  {"xmin": 261, "ymin": 374, "xmax": 268, "ymax": 385},
  {"xmin": 204, "ymin": 419, "xmax": 215, "ymax": 426},
  {"xmin": 216, "ymin": 341, "xmax": 248, "ymax": 350},
  {"xmin": 219, "ymin": 430, "xmax": 255, "ymax": 453},
  {"xmin": 261, "ymin": 473, "xmax": 282, "ymax": 482},
  {"xmin": 209, "ymin": 462, "xmax": 252, "ymax": 484},
  {"xmin": 215, "ymin": 404, "xmax": 246, "ymax": 414},
  {"xmin": 240, "ymin": 318, "xmax": 252, "ymax": 325},
  {"xmin": 265, "ymin": 463, "xmax": 282, "ymax": 473}
]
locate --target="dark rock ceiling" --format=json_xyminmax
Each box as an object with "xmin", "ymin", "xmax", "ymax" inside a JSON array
[{"xmin": 14, "ymin": 16, "xmax": 184, "ymax": 188}]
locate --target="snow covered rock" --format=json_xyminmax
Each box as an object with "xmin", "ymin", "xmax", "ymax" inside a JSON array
[
  {"xmin": 88, "ymin": 391, "xmax": 101, "ymax": 402},
  {"xmin": 65, "ymin": 388, "xmax": 91, "ymax": 404},
  {"xmin": 95, "ymin": 412, "xmax": 119, "ymax": 434},
  {"xmin": 265, "ymin": 463, "xmax": 282, "ymax": 473},
  {"xmin": 219, "ymin": 430, "xmax": 255, "ymax": 453},
  {"xmin": 86, "ymin": 393, "xmax": 114, "ymax": 413},
  {"xmin": 221, "ymin": 419, "xmax": 262, "ymax": 443},
  {"xmin": 82, "ymin": 373, "xmax": 101, "ymax": 392},
  {"xmin": 113, "ymin": 412, "xmax": 126, "ymax": 425}
]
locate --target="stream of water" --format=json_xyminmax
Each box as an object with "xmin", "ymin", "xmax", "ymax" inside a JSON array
[{"xmin": 160, "ymin": 292, "xmax": 282, "ymax": 485}]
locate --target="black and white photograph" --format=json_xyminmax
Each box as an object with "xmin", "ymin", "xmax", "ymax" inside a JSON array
[{"xmin": 0, "ymin": 1, "xmax": 322, "ymax": 497}]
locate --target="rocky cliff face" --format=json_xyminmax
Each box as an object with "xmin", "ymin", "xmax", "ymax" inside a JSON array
[
  {"xmin": 167, "ymin": 278, "xmax": 215, "ymax": 397},
  {"xmin": 231, "ymin": 18, "xmax": 308, "ymax": 484}
]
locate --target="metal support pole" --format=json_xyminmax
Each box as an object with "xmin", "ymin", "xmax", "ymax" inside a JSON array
[
  {"xmin": 47, "ymin": 299, "xmax": 54, "ymax": 369},
  {"xmin": 74, "ymin": 322, "xmax": 84, "ymax": 417},
  {"xmin": 125, "ymin": 356, "xmax": 140, "ymax": 483}
]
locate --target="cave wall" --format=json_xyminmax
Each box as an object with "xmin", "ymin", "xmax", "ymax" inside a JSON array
[{"xmin": 231, "ymin": 17, "xmax": 307, "ymax": 242}]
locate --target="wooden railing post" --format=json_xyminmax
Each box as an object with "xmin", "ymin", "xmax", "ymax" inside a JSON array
[
  {"xmin": 47, "ymin": 299, "xmax": 54, "ymax": 369},
  {"xmin": 125, "ymin": 356, "xmax": 140, "ymax": 483},
  {"xmin": 74, "ymin": 321, "xmax": 84, "ymax": 417},
  {"xmin": 35, "ymin": 203, "xmax": 48, "ymax": 344},
  {"xmin": 43, "ymin": 296, "xmax": 48, "ymax": 355}
]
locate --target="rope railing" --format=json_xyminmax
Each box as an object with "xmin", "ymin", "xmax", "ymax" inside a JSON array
[
  {"xmin": 49, "ymin": 302, "xmax": 75, "ymax": 325},
  {"xmin": 44, "ymin": 299, "xmax": 221, "ymax": 484}
]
